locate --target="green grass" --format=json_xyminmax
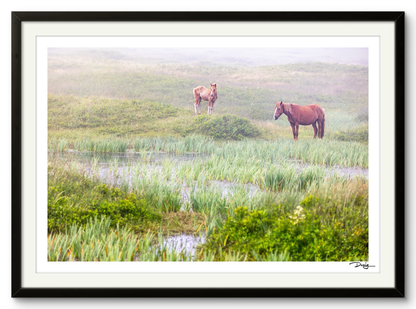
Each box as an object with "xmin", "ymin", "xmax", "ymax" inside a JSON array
[
  {"xmin": 332, "ymin": 124, "xmax": 368, "ymax": 143},
  {"xmin": 48, "ymin": 217, "xmax": 195, "ymax": 262},
  {"xmin": 48, "ymin": 92, "xmax": 368, "ymax": 144},
  {"xmin": 48, "ymin": 157, "xmax": 206, "ymax": 235},
  {"xmin": 47, "ymin": 160, "xmax": 161, "ymax": 233},
  {"xmin": 48, "ymin": 95, "xmax": 262, "ymax": 141},
  {"xmin": 49, "ymin": 216, "xmax": 285, "ymax": 262},
  {"xmin": 49, "ymin": 136, "xmax": 368, "ymax": 168}
]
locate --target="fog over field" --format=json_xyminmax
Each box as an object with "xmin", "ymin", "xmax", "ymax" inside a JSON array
[
  {"xmin": 53, "ymin": 47, "xmax": 367, "ymax": 66},
  {"xmin": 49, "ymin": 47, "xmax": 368, "ymax": 133},
  {"xmin": 131, "ymin": 48, "xmax": 368, "ymax": 66}
]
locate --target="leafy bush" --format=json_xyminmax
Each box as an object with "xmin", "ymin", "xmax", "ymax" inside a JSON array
[
  {"xmin": 194, "ymin": 114, "xmax": 260, "ymax": 140},
  {"xmin": 201, "ymin": 193, "xmax": 368, "ymax": 261}
]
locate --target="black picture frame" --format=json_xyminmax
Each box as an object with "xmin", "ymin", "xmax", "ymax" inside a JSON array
[{"xmin": 11, "ymin": 11, "xmax": 405, "ymax": 298}]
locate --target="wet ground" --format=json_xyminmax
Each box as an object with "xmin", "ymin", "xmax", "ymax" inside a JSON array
[
  {"xmin": 50, "ymin": 151, "xmax": 368, "ymax": 253},
  {"xmin": 60, "ymin": 150, "xmax": 207, "ymax": 164},
  {"xmin": 52, "ymin": 151, "xmax": 368, "ymax": 180},
  {"xmin": 50, "ymin": 151, "xmax": 368, "ymax": 209},
  {"xmin": 162, "ymin": 234, "xmax": 206, "ymax": 257}
]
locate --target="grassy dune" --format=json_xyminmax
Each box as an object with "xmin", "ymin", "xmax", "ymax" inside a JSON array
[{"xmin": 48, "ymin": 94, "xmax": 367, "ymax": 142}]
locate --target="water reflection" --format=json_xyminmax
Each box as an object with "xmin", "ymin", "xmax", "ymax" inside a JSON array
[{"xmin": 163, "ymin": 234, "xmax": 206, "ymax": 258}]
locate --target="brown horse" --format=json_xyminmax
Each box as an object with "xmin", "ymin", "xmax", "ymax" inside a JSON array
[
  {"xmin": 193, "ymin": 83, "xmax": 218, "ymax": 115},
  {"xmin": 273, "ymin": 101, "xmax": 325, "ymax": 140}
]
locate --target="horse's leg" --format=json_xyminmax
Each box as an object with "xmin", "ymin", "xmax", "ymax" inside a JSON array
[
  {"xmin": 197, "ymin": 98, "xmax": 201, "ymax": 115},
  {"xmin": 194, "ymin": 92, "xmax": 199, "ymax": 115},
  {"xmin": 290, "ymin": 123, "xmax": 296, "ymax": 140},
  {"xmin": 312, "ymin": 122, "xmax": 318, "ymax": 139},
  {"xmin": 208, "ymin": 99, "xmax": 213, "ymax": 115},
  {"xmin": 320, "ymin": 117, "xmax": 325, "ymax": 139},
  {"xmin": 316, "ymin": 121, "xmax": 321, "ymax": 138},
  {"xmin": 295, "ymin": 124, "xmax": 299, "ymax": 141},
  {"xmin": 318, "ymin": 120, "xmax": 323, "ymax": 138},
  {"xmin": 194, "ymin": 96, "xmax": 200, "ymax": 115},
  {"xmin": 319, "ymin": 120, "xmax": 322, "ymax": 138}
]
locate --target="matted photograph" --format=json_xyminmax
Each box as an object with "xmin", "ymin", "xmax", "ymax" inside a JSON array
[
  {"xmin": 45, "ymin": 38, "xmax": 373, "ymax": 265},
  {"xmin": 12, "ymin": 12, "xmax": 404, "ymax": 297}
]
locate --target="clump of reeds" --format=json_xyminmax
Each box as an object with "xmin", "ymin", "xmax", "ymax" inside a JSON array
[{"xmin": 48, "ymin": 217, "xmax": 193, "ymax": 262}]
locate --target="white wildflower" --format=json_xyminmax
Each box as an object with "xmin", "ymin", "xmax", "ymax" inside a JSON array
[{"xmin": 290, "ymin": 205, "xmax": 305, "ymax": 224}]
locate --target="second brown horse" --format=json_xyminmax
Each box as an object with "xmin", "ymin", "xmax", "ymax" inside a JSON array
[{"xmin": 273, "ymin": 101, "xmax": 325, "ymax": 140}]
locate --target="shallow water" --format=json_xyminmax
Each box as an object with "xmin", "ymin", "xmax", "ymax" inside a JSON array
[
  {"xmin": 50, "ymin": 151, "xmax": 368, "ymax": 197},
  {"xmin": 56, "ymin": 150, "xmax": 208, "ymax": 164},
  {"xmin": 295, "ymin": 163, "xmax": 368, "ymax": 179},
  {"xmin": 162, "ymin": 234, "xmax": 206, "ymax": 257},
  {"xmin": 325, "ymin": 165, "xmax": 368, "ymax": 179}
]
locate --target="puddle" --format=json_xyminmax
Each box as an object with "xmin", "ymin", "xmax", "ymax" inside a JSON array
[
  {"xmin": 132, "ymin": 234, "xmax": 206, "ymax": 261},
  {"xmin": 326, "ymin": 165, "xmax": 368, "ymax": 179},
  {"xmin": 180, "ymin": 180, "xmax": 260, "ymax": 207},
  {"xmin": 53, "ymin": 151, "xmax": 208, "ymax": 165},
  {"xmin": 286, "ymin": 158, "xmax": 368, "ymax": 179},
  {"xmin": 162, "ymin": 234, "xmax": 206, "ymax": 258}
]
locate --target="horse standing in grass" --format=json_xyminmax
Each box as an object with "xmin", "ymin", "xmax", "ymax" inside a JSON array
[
  {"xmin": 273, "ymin": 101, "xmax": 325, "ymax": 140},
  {"xmin": 193, "ymin": 83, "xmax": 218, "ymax": 115}
]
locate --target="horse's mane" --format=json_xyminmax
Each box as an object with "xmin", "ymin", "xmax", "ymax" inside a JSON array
[{"xmin": 283, "ymin": 102, "xmax": 292, "ymax": 115}]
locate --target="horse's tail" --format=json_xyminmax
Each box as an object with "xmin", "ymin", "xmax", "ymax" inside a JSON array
[{"xmin": 320, "ymin": 109, "xmax": 325, "ymax": 139}]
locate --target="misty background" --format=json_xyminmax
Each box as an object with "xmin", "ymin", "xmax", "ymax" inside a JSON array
[{"xmin": 56, "ymin": 47, "xmax": 368, "ymax": 67}]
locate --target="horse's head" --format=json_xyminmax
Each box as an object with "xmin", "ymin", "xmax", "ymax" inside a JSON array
[
  {"xmin": 210, "ymin": 83, "xmax": 217, "ymax": 97},
  {"xmin": 274, "ymin": 101, "xmax": 284, "ymax": 120}
]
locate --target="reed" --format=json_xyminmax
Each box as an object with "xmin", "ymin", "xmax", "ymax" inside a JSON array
[
  {"xmin": 49, "ymin": 136, "xmax": 368, "ymax": 168},
  {"xmin": 48, "ymin": 217, "xmax": 193, "ymax": 261}
]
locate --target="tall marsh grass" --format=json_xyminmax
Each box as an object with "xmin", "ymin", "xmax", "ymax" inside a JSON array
[
  {"xmin": 48, "ymin": 217, "xmax": 193, "ymax": 261},
  {"xmin": 48, "ymin": 216, "xmax": 262, "ymax": 262},
  {"xmin": 49, "ymin": 136, "xmax": 368, "ymax": 168}
]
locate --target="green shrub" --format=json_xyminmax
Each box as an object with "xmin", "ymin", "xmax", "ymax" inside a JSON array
[
  {"xmin": 194, "ymin": 114, "xmax": 260, "ymax": 140},
  {"xmin": 201, "ymin": 193, "xmax": 368, "ymax": 261},
  {"xmin": 48, "ymin": 166, "xmax": 161, "ymax": 232}
]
